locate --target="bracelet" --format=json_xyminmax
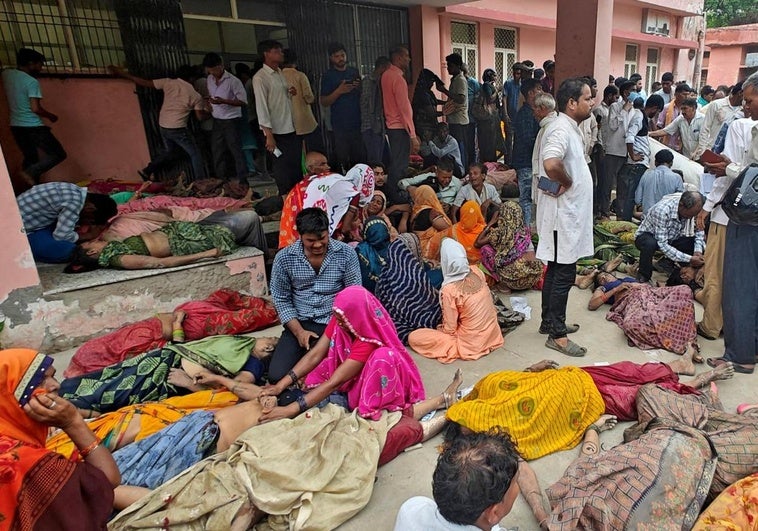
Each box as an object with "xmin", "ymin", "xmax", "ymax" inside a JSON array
[
  {"xmin": 172, "ymin": 329, "xmax": 185, "ymax": 342},
  {"xmin": 288, "ymin": 370, "xmax": 301, "ymax": 389},
  {"xmin": 296, "ymin": 394, "xmax": 308, "ymax": 413},
  {"xmin": 79, "ymin": 437, "xmax": 101, "ymax": 459}
]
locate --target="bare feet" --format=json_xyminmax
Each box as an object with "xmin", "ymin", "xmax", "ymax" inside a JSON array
[
  {"xmin": 526, "ymin": 360, "xmax": 559, "ymax": 372},
  {"xmin": 575, "ymin": 271, "xmax": 598, "ymax": 290},
  {"xmin": 689, "ymin": 362, "xmax": 735, "ymax": 389},
  {"xmin": 167, "ymin": 368, "xmax": 195, "ymax": 389},
  {"xmin": 668, "ymin": 342, "xmax": 696, "ymax": 376},
  {"xmin": 443, "ymin": 369, "xmax": 464, "ymax": 409},
  {"xmin": 604, "ymin": 254, "xmax": 624, "ymax": 273}
]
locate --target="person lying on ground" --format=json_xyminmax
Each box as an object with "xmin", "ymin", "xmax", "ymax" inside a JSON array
[
  {"xmin": 443, "ymin": 345, "xmax": 733, "ymax": 460},
  {"xmin": 66, "ymin": 220, "xmax": 237, "ymax": 271}
]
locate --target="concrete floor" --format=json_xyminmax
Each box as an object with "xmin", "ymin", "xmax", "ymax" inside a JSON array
[{"xmin": 49, "ymin": 282, "xmax": 749, "ymax": 531}]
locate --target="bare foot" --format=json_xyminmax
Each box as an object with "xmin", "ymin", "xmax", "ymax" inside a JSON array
[
  {"xmin": 668, "ymin": 342, "xmax": 696, "ymax": 376},
  {"xmin": 604, "ymin": 254, "xmax": 624, "ymax": 273},
  {"xmin": 167, "ymin": 368, "xmax": 195, "ymax": 389},
  {"xmin": 592, "ymin": 414, "xmax": 618, "ymax": 433},
  {"xmin": 443, "ymin": 369, "xmax": 464, "ymax": 409},
  {"xmin": 526, "ymin": 360, "xmax": 559, "ymax": 372},
  {"xmin": 689, "ymin": 362, "xmax": 735, "ymax": 389},
  {"xmin": 576, "ymin": 272, "xmax": 597, "ymax": 290}
]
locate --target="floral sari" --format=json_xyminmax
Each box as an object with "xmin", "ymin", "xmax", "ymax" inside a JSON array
[
  {"xmin": 303, "ymin": 164, "xmax": 375, "ymax": 236},
  {"xmin": 304, "ymin": 286, "xmax": 426, "ymax": 420}
]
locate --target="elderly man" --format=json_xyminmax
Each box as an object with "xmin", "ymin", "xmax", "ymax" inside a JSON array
[
  {"xmin": 536, "ymin": 78, "xmax": 595, "ymax": 357},
  {"xmin": 269, "ymin": 207, "xmax": 361, "ymax": 383},
  {"xmin": 278, "ymin": 151, "xmax": 331, "ymax": 249},
  {"xmin": 634, "ymin": 191, "xmax": 705, "ymax": 284}
]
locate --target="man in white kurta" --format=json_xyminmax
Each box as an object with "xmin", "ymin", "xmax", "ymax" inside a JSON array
[{"xmin": 536, "ymin": 78, "xmax": 595, "ymax": 356}]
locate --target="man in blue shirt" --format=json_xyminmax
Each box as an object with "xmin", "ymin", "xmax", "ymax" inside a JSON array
[
  {"xmin": 503, "ymin": 62, "xmax": 531, "ymax": 163},
  {"xmin": 511, "ymin": 78, "xmax": 542, "ymax": 226},
  {"xmin": 268, "ymin": 207, "xmax": 361, "ymax": 383},
  {"xmin": 634, "ymin": 149, "xmax": 684, "ymax": 216},
  {"xmin": 2, "ymin": 48, "xmax": 67, "ymax": 186},
  {"xmin": 320, "ymin": 42, "xmax": 364, "ymax": 173}
]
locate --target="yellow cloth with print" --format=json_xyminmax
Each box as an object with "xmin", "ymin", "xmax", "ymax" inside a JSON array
[
  {"xmin": 446, "ymin": 367, "xmax": 604, "ymax": 460},
  {"xmin": 47, "ymin": 390, "xmax": 238, "ymax": 459},
  {"xmin": 693, "ymin": 472, "xmax": 758, "ymax": 530}
]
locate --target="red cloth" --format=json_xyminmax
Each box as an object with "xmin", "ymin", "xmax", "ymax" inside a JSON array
[
  {"xmin": 582, "ymin": 361, "xmax": 699, "ymax": 421},
  {"xmin": 378, "ymin": 414, "xmax": 423, "ymax": 466},
  {"xmin": 65, "ymin": 291, "xmax": 279, "ymax": 378}
]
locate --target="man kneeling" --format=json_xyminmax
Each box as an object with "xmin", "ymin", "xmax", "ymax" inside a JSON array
[{"xmin": 394, "ymin": 430, "xmax": 523, "ymax": 530}]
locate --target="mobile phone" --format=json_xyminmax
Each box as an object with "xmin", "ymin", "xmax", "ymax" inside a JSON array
[
  {"xmin": 538, "ymin": 176, "xmax": 561, "ymax": 195},
  {"xmin": 273, "ymin": 147, "xmax": 283, "ymax": 158}
]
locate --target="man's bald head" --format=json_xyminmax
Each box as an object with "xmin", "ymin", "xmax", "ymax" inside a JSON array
[{"xmin": 305, "ymin": 152, "xmax": 330, "ymax": 175}]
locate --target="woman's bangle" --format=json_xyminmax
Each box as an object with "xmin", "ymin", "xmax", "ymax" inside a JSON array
[
  {"xmin": 79, "ymin": 437, "xmax": 102, "ymax": 459},
  {"xmin": 288, "ymin": 370, "xmax": 300, "ymax": 389},
  {"xmin": 296, "ymin": 394, "xmax": 308, "ymax": 413},
  {"xmin": 172, "ymin": 329, "xmax": 185, "ymax": 342}
]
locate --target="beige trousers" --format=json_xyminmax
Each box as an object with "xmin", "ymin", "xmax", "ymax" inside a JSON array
[{"xmin": 700, "ymin": 222, "xmax": 726, "ymax": 337}]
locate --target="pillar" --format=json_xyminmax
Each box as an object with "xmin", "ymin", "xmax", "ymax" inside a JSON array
[
  {"xmin": 554, "ymin": 0, "xmax": 613, "ymax": 88},
  {"xmin": 409, "ymin": 5, "xmax": 443, "ymax": 86}
]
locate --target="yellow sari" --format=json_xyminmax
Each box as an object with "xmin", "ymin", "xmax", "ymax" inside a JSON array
[
  {"xmin": 693, "ymin": 473, "xmax": 758, "ymax": 530},
  {"xmin": 47, "ymin": 390, "xmax": 238, "ymax": 459},
  {"xmin": 446, "ymin": 367, "xmax": 605, "ymax": 460}
]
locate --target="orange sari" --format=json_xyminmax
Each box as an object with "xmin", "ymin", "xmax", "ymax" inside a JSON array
[
  {"xmin": 411, "ymin": 185, "xmax": 452, "ymax": 261},
  {"xmin": 0, "ymin": 349, "xmax": 113, "ymax": 530},
  {"xmin": 452, "ymin": 200, "xmax": 486, "ymax": 263}
]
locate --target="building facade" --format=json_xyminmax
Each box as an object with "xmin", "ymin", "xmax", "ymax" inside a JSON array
[{"xmin": 703, "ymin": 23, "xmax": 758, "ymax": 88}]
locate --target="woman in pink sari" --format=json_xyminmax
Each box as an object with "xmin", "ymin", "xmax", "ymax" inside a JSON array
[{"xmin": 259, "ymin": 286, "xmax": 462, "ymax": 423}]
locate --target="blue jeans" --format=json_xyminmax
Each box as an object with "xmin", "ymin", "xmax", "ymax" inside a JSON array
[
  {"xmin": 27, "ymin": 228, "xmax": 76, "ymax": 263},
  {"xmin": 144, "ymin": 127, "xmax": 206, "ymax": 181},
  {"xmin": 516, "ymin": 167, "xmax": 533, "ymax": 226},
  {"xmin": 617, "ymin": 163, "xmax": 647, "ymax": 221}
]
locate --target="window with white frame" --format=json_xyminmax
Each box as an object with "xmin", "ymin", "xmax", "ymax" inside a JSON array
[
  {"xmin": 645, "ymin": 47, "xmax": 659, "ymax": 94},
  {"xmin": 451, "ymin": 21, "xmax": 477, "ymax": 77},
  {"xmin": 494, "ymin": 26, "xmax": 516, "ymax": 86},
  {"xmin": 624, "ymin": 44, "xmax": 638, "ymax": 79}
]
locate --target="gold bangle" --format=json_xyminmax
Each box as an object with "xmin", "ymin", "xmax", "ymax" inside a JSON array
[{"xmin": 79, "ymin": 437, "xmax": 102, "ymax": 459}]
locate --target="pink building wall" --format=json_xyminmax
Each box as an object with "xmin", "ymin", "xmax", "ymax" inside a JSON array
[
  {"xmin": 705, "ymin": 24, "xmax": 758, "ymax": 88},
  {"xmin": 0, "ymin": 77, "xmax": 150, "ymax": 189},
  {"xmin": 708, "ymin": 46, "xmax": 746, "ymax": 86}
]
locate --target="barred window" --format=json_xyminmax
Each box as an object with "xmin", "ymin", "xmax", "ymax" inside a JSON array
[
  {"xmin": 623, "ymin": 44, "xmax": 638, "ymax": 79},
  {"xmin": 451, "ymin": 21, "xmax": 477, "ymax": 76},
  {"xmin": 645, "ymin": 48, "xmax": 659, "ymax": 94},
  {"xmin": 451, "ymin": 21, "xmax": 476, "ymax": 46},
  {"xmin": 0, "ymin": 0, "xmax": 124, "ymax": 74},
  {"xmin": 494, "ymin": 27, "xmax": 516, "ymax": 86}
]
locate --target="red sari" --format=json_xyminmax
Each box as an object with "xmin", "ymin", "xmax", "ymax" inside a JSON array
[{"xmin": 0, "ymin": 349, "xmax": 113, "ymax": 530}]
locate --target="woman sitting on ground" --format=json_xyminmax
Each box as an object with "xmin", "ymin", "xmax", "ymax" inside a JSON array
[
  {"xmin": 409, "ymin": 238, "xmax": 503, "ymax": 363},
  {"xmin": 444, "ymin": 344, "xmax": 733, "ymax": 460},
  {"xmin": 257, "ymin": 285, "xmax": 462, "ymax": 424},
  {"xmin": 67, "ymin": 220, "xmax": 237, "ymax": 271},
  {"xmin": 449, "ymin": 200, "xmax": 486, "ymax": 264},
  {"xmin": 410, "ymin": 185, "xmax": 453, "ymax": 261},
  {"xmin": 477, "ymin": 201, "xmax": 544, "ymax": 291},
  {"xmin": 0, "ymin": 349, "xmax": 120, "ymax": 529},
  {"xmin": 374, "ymin": 234, "xmax": 442, "ymax": 342},
  {"xmin": 358, "ymin": 191, "xmax": 400, "ymax": 241},
  {"xmin": 59, "ymin": 335, "xmax": 276, "ymax": 415},
  {"xmin": 356, "ymin": 216, "xmax": 392, "ymax": 292}
]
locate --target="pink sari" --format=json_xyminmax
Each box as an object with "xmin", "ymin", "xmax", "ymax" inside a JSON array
[{"xmin": 304, "ymin": 286, "xmax": 426, "ymax": 420}]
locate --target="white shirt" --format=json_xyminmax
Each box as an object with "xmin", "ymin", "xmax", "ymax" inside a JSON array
[
  {"xmin": 394, "ymin": 497, "xmax": 504, "ymax": 531},
  {"xmin": 252, "ymin": 64, "xmax": 295, "ymax": 135},
  {"xmin": 206, "ymin": 71, "xmax": 246, "ymax": 120},
  {"xmin": 654, "ymin": 88, "xmax": 672, "ymax": 106},
  {"xmin": 453, "ymin": 182, "xmax": 501, "ymax": 207},
  {"xmin": 660, "ymin": 112, "xmax": 704, "ymax": 159},
  {"xmin": 605, "ymin": 100, "xmax": 631, "ymax": 157},
  {"xmin": 695, "ymin": 96, "xmax": 742, "ymax": 159},
  {"xmin": 536, "ymin": 112, "xmax": 594, "ymax": 264},
  {"xmin": 706, "ymin": 118, "xmax": 758, "ymax": 225},
  {"xmin": 532, "ymin": 112, "xmax": 558, "ymax": 203},
  {"xmin": 579, "ymin": 115, "xmax": 598, "ymax": 163}
]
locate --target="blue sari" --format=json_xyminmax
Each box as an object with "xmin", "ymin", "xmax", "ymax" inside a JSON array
[{"xmin": 355, "ymin": 216, "xmax": 391, "ymax": 292}]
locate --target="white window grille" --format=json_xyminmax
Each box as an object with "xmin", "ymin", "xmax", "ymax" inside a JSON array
[
  {"xmin": 623, "ymin": 44, "xmax": 638, "ymax": 79},
  {"xmin": 645, "ymin": 47, "xmax": 659, "ymax": 94},
  {"xmin": 494, "ymin": 26, "xmax": 516, "ymax": 86},
  {"xmin": 451, "ymin": 21, "xmax": 477, "ymax": 77}
]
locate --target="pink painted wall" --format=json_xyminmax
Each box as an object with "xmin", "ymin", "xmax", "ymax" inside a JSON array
[
  {"xmin": 519, "ymin": 28, "xmax": 557, "ymax": 68},
  {"xmin": 0, "ymin": 145, "xmax": 39, "ymax": 301},
  {"xmin": 707, "ymin": 46, "xmax": 745, "ymax": 87},
  {"xmin": 0, "ymin": 77, "xmax": 149, "ymax": 188}
]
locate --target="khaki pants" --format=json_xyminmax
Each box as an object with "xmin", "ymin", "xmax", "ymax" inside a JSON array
[{"xmin": 700, "ymin": 222, "xmax": 726, "ymax": 337}]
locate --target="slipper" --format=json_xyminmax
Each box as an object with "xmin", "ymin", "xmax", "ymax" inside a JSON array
[
  {"xmin": 545, "ymin": 337, "xmax": 586, "ymax": 357},
  {"xmin": 696, "ymin": 323, "xmax": 718, "ymax": 341},
  {"xmin": 737, "ymin": 403, "xmax": 758, "ymax": 414},
  {"xmin": 707, "ymin": 357, "xmax": 754, "ymax": 374},
  {"xmin": 539, "ymin": 323, "xmax": 579, "ymax": 335}
]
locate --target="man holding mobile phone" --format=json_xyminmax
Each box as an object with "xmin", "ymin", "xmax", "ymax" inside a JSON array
[
  {"xmin": 321, "ymin": 42, "xmax": 364, "ymax": 173},
  {"xmin": 535, "ymin": 77, "xmax": 595, "ymax": 358}
]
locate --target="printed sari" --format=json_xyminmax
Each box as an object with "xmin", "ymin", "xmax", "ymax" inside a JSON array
[
  {"xmin": 410, "ymin": 185, "xmax": 452, "ymax": 261},
  {"xmin": 0, "ymin": 349, "xmax": 113, "ymax": 530},
  {"xmin": 303, "ymin": 164, "xmax": 375, "ymax": 236},
  {"xmin": 304, "ymin": 286, "xmax": 426, "ymax": 420}
]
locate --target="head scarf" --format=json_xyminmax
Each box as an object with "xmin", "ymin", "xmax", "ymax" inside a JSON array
[
  {"xmin": 410, "ymin": 185, "xmax": 451, "ymax": 226},
  {"xmin": 356, "ymin": 217, "xmax": 391, "ymax": 292},
  {"xmin": 453, "ymin": 200, "xmax": 486, "ymax": 263},
  {"xmin": 375, "ymin": 239, "xmax": 442, "ymax": 342},
  {"xmin": 303, "ymin": 164, "xmax": 376, "ymax": 236},
  {"xmin": 490, "ymin": 201, "xmax": 532, "ymax": 266},
  {"xmin": 440, "ymin": 238, "xmax": 471, "ymax": 287},
  {"xmin": 0, "ymin": 349, "xmax": 73, "ymax": 529}
]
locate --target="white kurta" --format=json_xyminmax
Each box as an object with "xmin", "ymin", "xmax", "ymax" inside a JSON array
[{"xmin": 535, "ymin": 112, "xmax": 594, "ymax": 264}]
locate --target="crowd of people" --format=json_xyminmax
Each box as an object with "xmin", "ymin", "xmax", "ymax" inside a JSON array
[{"xmin": 3, "ymin": 36, "xmax": 758, "ymax": 529}]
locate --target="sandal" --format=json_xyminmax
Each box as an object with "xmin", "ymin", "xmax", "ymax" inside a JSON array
[
  {"xmin": 737, "ymin": 403, "xmax": 758, "ymax": 415},
  {"xmin": 545, "ymin": 337, "xmax": 587, "ymax": 357},
  {"xmin": 539, "ymin": 323, "xmax": 579, "ymax": 335},
  {"xmin": 707, "ymin": 357, "xmax": 754, "ymax": 374}
]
